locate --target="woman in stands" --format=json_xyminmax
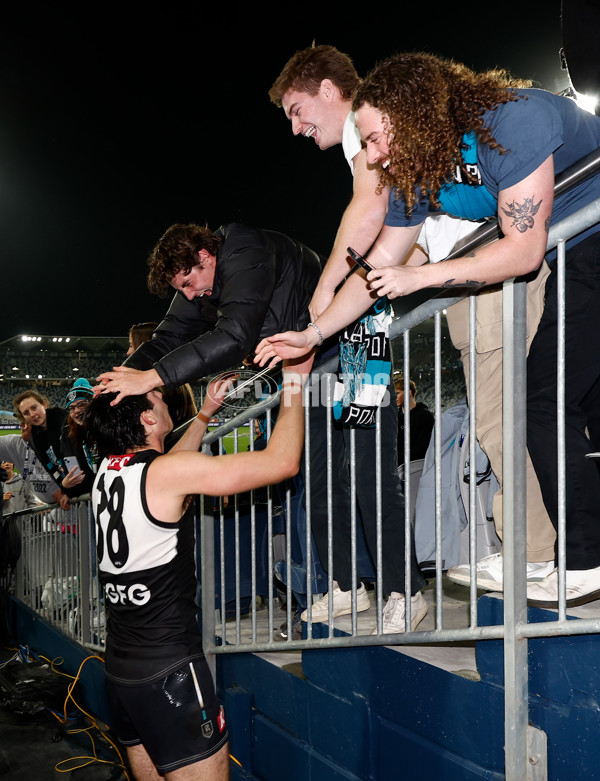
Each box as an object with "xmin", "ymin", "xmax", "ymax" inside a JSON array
[{"xmin": 14, "ymin": 380, "xmax": 95, "ymax": 500}]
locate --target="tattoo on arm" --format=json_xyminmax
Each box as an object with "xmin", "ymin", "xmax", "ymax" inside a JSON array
[
  {"xmin": 501, "ymin": 196, "xmax": 542, "ymax": 233},
  {"xmin": 545, "ymin": 216, "xmax": 551, "ymax": 233},
  {"xmin": 441, "ymin": 279, "xmax": 486, "ymax": 289}
]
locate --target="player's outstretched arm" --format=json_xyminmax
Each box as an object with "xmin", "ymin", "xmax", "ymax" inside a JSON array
[{"xmin": 151, "ymin": 353, "xmax": 315, "ymax": 514}]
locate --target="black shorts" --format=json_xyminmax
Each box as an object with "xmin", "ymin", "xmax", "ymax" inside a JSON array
[{"xmin": 106, "ymin": 657, "xmax": 228, "ymax": 774}]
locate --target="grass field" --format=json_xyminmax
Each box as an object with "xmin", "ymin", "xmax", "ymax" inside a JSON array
[
  {"xmin": 210, "ymin": 426, "xmax": 252, "ymax": 454},
  {"xmin": 0, "ymin": 424, "xmax": 254, "ymax": 453}
]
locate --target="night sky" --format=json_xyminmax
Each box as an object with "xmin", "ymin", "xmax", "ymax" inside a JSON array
[{"xmin": 0, "ymin": 3, "xmax": 567, "ymax": 342}]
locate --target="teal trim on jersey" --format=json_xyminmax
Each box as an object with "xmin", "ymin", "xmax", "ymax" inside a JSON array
[{"xmin": 438, "ymin": 132, "xmax": 497, "ymax": 220}]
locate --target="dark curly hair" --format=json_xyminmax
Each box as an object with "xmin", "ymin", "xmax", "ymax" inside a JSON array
[
  {"xmin": 269, "ymin": 44, "xmax": 360, "ymax": 106},
  {"xmin": 147, "ymin": 223, "xmax": 222, "ymax": 297},
  {"xmin": 352, "ymin": 52, "xmax": 532, "ymax": 212},
  {"xmin": 84, "ymin": 392, "xmax": 154, "ymax": 458}
]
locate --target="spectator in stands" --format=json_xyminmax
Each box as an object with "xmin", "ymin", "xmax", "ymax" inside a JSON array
[
  {"xmin": 14, "ymin": 382, "xmax": 94, "ymax": 501},
  {"xmin": 0, "ymin": 461, "xmax": 20, "ymax": 579},
  {"xmin": 256, "ymin": 51, "xmax": 600, "ymax": 608},
  {"xmin": 60, "ymin": 378, "xmax": 96, "ymax": 496},
  {"xmin": 266, "ymin": 45, "xmax": 555, "ymax": 598},
  {"xmin": 395, "ymin": 376, "xmax": 434, "ymax": 464},
  {"xmin": 127, "ymin": 320, "xmax": 198, "ymax": 428},
  {"xmin": 0, "ymin": 463, "xmax": 8, "ymax": 525},
  {"xmin": 0, "ymin": 417, "xmax": 69, "ymax": 508},
  {"xmin": 14, "ymin": 390, "xmax": 66, "ymax": 494},
  {"xmin": 127, "ymin": 321, "xmax": 159, "ymax": 357},
  {"xmin": 267, "ymin": 44, "xmax": 428, "ymax": 633},
  {"xmin": 84, "ymin": 354, "xmax": 313, "ymax": 780},
  {"xmin": 1, "ymin": 461, "xmax": 40, "ymax": 514}
]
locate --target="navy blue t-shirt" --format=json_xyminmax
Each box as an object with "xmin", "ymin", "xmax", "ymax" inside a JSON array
[{"xmin": 384, "ymin": 89, "xmax": 600, "ymax": 249}]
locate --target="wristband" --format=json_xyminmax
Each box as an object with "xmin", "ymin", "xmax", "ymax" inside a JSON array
[
  {"xmin": 307, "ymin": 322, "xmax": 323, "ymax": 347},
  {"xmin": 197, "ymin": 411, "xmax": 211, "ymax": 424}
]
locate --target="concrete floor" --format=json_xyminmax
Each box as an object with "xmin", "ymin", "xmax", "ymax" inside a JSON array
[{"xmin": 0, "ymin": 701, "xmax": 127, "ymax": 780}]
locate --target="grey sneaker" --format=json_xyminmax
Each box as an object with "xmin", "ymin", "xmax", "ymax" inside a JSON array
[
  {"xmin": 300, "ymin": 582, "xmax": 370, "ymax": 622},
  {"xmin": 371, "ymin": 591, "xmax": 428, "ymax": 634}
]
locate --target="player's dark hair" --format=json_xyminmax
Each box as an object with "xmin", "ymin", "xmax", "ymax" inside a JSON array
[{"xmin": 84, "ymin": 392, "xmax": 153, "ymax": 457}]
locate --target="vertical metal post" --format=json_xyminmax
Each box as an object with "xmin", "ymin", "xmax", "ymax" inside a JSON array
[
  {"xmin": 200, "ymin": 493, "xmax": 217, "ymax": 680},
  {"xmin": 556, "ymin": 240, "xmax": 567, "ymax": 620},
  {"xmin": 78, "ymin": 502, "xmax": 92, "ymax": 645},
  {"xmin": 434, "ymin": 311, "xmax": 443, "ymax": 628},
  {"xmin": 403, "ymin": 331, "xmax": 412, "ymax": 615},
  {"xmin": 502, "ymin": 277, "xmax": 530, "ymax": 780},
  {"xmin": 468, "ymin": 295, "xmax": 479, "ymax": 625}
]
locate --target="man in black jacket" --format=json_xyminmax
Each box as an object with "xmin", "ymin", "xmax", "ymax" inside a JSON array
[{"xmin": 96, "ymin": 223, "xmax": 322, "ymax": 402}]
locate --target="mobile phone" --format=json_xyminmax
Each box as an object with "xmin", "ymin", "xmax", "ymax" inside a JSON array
[
  {"xmin": 347, "ymin": 246, "xmax": 373, "ymax": 271},
  {"xmin": 63, "ymin": 456, "xmax": 81, "ymax": 473}
]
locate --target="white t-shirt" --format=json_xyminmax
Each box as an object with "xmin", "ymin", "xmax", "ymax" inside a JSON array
[
  {"xmin": 342, "ymin": 111, "xmax": 361, "ymax": 174},
  {"xmin": 417, "ymin": 214, "xmax": 483, "ymax": 262}
]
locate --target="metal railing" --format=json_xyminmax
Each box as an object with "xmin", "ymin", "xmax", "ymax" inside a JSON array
[{"xmin": 8, "ymin": 498, "xmax": 104, "ymax": 652}]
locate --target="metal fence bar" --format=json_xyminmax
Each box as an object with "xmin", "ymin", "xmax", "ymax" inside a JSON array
[
  {"xmin": 467, "ymin": 295, "xmax": 479, "ymax": 626},
  {"xmin": 433, "ymin": 311, "xmax": 443, "ymax": 629},
  {"xmin": 502, "ymin": 276, "xmax": 530, "ymax": 781},
  {"xmin": 556, "ymin": 238, "xmax": 568, "ymax": 621}
]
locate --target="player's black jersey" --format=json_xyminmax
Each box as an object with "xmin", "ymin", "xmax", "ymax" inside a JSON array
[{"xmin": 93, "ymin": 449, "xmax": 203, "ymax": 684}]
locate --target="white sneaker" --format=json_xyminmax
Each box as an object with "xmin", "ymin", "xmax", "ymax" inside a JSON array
[
  {"xmin": 300, "ymin": 582, "xmax": 370, "ymax": 622},
  {"xmin": 446, "ymin": 553, "xmax": 555, "ymax": 592},
  {"xmin": 527, "ymin": 566, "xmax": 600, "ymax": 608},
  {"xmin": 526, "ymin": 560, "xmax": 556, "ymax": 581},
  {"xmin": 371, "ymin": 591, "xmax": 428, "ymax": 634}
]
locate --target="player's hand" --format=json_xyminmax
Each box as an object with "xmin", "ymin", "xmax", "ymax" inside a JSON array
[{"xmin": 201, "ymin": 372, "xmax": 239, "ymax": 419}]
